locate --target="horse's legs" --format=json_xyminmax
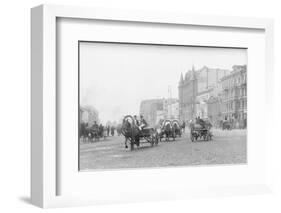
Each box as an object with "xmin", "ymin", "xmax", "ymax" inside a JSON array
[
  {"xmin": 135, "ymin": 136, "xmax": 140, "ymax": 147},
  {"xmin": 125, "ymin": 138, "xmax": 128, "ymax": 149}
]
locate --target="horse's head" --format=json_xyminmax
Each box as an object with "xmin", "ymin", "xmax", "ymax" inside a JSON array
[
  {"xmin": 173, "ymin": 122, "xmax": 179, "ymax": 129},
  {"xmin": 164, "ymin": 122, "xmax": 172, "ymax": 131},
  {"xmin": 122, "ymin": 120, "xmax": 131, "ymax": 132},
  {"xmin": 123, "ymin": 118, "xmax": 140, "ymax": 136}
]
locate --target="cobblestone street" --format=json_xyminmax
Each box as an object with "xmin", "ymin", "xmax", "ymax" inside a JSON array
[{"xmin": 79, "ymin": 129, "xmax": 246, "ymax": 170}]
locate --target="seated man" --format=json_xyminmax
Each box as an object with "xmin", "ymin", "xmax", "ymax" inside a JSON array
[
  {"xmin": 133, "ymin": 115, "xmax": 140, "ymax": 126},
  {"xmin": 139, "ymin": 115, "xmax": 148, "ymax": 130},
  {"xmin": 196, "ymin": 116, "xmax": 206, "ymax": 129}
]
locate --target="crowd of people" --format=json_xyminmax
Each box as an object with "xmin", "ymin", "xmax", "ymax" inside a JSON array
[
  {"xmin": 80, "ymin": 121, "xmax": 124, "ymax": 142},
  {"xmin": 80, "ymin": 114, "xmax": 150, "ymax": 142}
]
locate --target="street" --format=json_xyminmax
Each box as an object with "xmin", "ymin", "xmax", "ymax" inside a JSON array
[{"xmin": 79, "ymin": 129, "xmax": 246, "ymax": 170}]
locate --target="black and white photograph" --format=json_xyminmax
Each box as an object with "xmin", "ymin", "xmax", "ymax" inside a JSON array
[{"xmin": 79, "ymin": 42, "xmax": 247, "ymax": 170}]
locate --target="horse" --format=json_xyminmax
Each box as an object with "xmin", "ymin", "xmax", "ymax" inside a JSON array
[
  {"xmin": 189, "ymin": 119, "xmax": 213, "ymax": 141},
  {"xmin": 160, "ymin": 120, "xmax": 175, "ymax": 141},
  {"xmin": 80, "ymin": 122, "xmax": 89, "ymax": 142},
  {"xmin": 222, "ymin": 120, "xmax": 231, "ymax": 130},
  {"xmin": 121, "ymin": 118, "xmax": 141, "ymax": 149},
  {"xmin": 172, "ymin": 121, "xmax": 182, "ymax": 137},
  {"xmin": 121, "ymin": 115, "xmax": 159, "ymax": 150},
  {"xmin": 88, "ymin": 125, "xmax": 100, "ymax": 142},
  {"xmin": 98, "ymin": 125, "xmax": 106, "ymax": 140}
]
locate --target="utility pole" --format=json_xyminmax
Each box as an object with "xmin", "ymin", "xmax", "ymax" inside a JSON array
[
  {"xmin": 168, "ymin": 85, "xmax": 172, "ymax": 118},
  {"xmin": 191, "ymin": 65, "xmax": 196, "ymax": 120}
]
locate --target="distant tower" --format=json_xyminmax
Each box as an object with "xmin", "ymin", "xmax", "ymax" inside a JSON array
[
  {"xmin": 168, "ymin": 85, "xmax": 172, "ymax": 99},
  {"xmin": 190, "ymin": 65, "xmax": 196, "ymax": 80},
  {"xmin": 179, "ymin": 72, "xmax": 184, "ymax": 85},
  {"xmin": 168, "ymin": 85, "xmax": 172, "ymax": 118},
  {"xmin": 178, "ymin": 73, "xmax": 184, "ymax": 120},
  {"xmin": 190, "ymin": 65, "xmax": 197, "ymax": 119}
]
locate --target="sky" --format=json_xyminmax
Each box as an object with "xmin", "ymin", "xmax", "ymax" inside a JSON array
[{"xmin": 80, "ymin": 42, "xmax": 247, "ymax": 124}]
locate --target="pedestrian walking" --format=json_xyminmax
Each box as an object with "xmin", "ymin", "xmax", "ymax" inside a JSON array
[
  {"xmin": 107, "ymin": 125, "xmax": 110, "ymax": 136},
  {"xmin": 111, "ymin": 126, "xmax": 115, "ymax": 136}
]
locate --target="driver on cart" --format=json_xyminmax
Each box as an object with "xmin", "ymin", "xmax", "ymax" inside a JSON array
[
  {"xmin": 133, "ymin": 115, "xmax": 140, "ymax": 126},
  {"xmin": 139, "ymin": 115, "xmax": 148, "ymax": 130},
  {"xmin": 196, "ymin": 116, "xmax": 206, "ymax": 129}
]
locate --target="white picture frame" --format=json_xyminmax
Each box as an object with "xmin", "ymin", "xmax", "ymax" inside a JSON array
[{"xmin": 31, "ymin": 4, "xmax": 274, "ymax": 208}]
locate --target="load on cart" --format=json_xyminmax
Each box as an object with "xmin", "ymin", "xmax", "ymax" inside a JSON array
[{"xmin": 189, "ymin": 117, "xmax": 213, "ymax": 142}]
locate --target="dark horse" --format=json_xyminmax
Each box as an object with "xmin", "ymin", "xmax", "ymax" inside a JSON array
[
  {"xmin": 80, "ymin": 123, "xmax": 100, "ymax": 142},
  {"xmin": 121, "ymin": 115, "xmax": 158, "ymax": 150},
  {"xmin": 121, "ymin": 117, "xmax": 141, "ymax": 150},
  {"xmin": 160, "ymin": 120, "xmax": 175, "ymax": 141},
  {"xmin": 189, "ymin": 119, "xmax": 213, "ymax": 141},
  {"xmin": 172, "ymin": 120, "xmax": 182, "ymax": 138},
  {"xmin": 80, "ymin": 122, "xmax": 89, "ymax": 142},
  {"xmin": 88, "ymin": 126, "xmax": 100, "ymax": 142},
  {"xmin": 222, "ymin": 120, "xmax": 232, "ymax": 130}
]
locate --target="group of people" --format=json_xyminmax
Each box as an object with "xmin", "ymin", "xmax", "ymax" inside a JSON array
[
  {"xmin": 81, "ymin": 121, "xmax": 117, "ymax": 139},
  {"xmin": 189, "ymin": 115, "xmax": 246, "ymax": 130},
  {"xmin": 133, "ymin": 115, "xmax": 148, "ymax": 130},
  {"xmin": 102, "ymin": 123, "xmax": 116, "ymax": 137},
  {"xmin": 188, "ymin": 116, "xmax": 212, "ymax": 129}
]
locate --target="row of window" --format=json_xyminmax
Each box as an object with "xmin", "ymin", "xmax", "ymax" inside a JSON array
[
  {"xmin": 224, "ymin": 112, "xmax": 247, "ymax": 120},
  {"xmin": 222, "ymin": 73, "xmax": 246, "ymax": 89},
  {"xmin": 224, "ymin": 99, "xmax": 247, "ymax": 111},
  {"xmin": 223, "ymin": 87, "xmax": 247, "ymax": 99}
]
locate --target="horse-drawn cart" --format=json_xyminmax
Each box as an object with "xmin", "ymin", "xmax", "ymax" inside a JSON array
[
  {"xmin": 159, "ymin": 119, "xmax": 176, "ymax": 142},
  {"xmin": 121, "ymin": 115, "xmax": 159, "ymax": 150},
  {"xmin": 172, "ymin": 119, "xmax": 182, "ymax": 138},
  {"xmin": 190, "ymin": 119, "xmax": 213, "ymax": 142}
]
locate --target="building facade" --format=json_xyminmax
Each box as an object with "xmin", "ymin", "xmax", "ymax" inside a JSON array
[
  {"xmin": 139, "ymin": 99, "xmax": 164, "ymax": 126},
  {"xmin": 195, "ymin": 89, "xmax": 212, "ymax": 119},
  {"xmin": 178, "ymin": 66, "xmax": 197, "ymax": 122},
  {"xmin": 220, "ymin": 65, "xmax": 247, "ymax": 128},
  {"xmin": 155, "ymin": 110, "xmax": 166, "ymax": 126},
  {"xmin": 163, "ymin": 98, "xmax": 179, "ymax": 120},
  {"xmin": 207, "ymin": 95, "xmax": 223, "ymax": 127},
  {"xmin": 140, "ymin": 98, "xmax": 180, "ymax": 126},
  {"xmin": 80, "ymin": 105, "xmax": 99, "ymax": 125},
  {"xmin": 178, "ymin": 66, "xmax": 230, "ymax": 122}
]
